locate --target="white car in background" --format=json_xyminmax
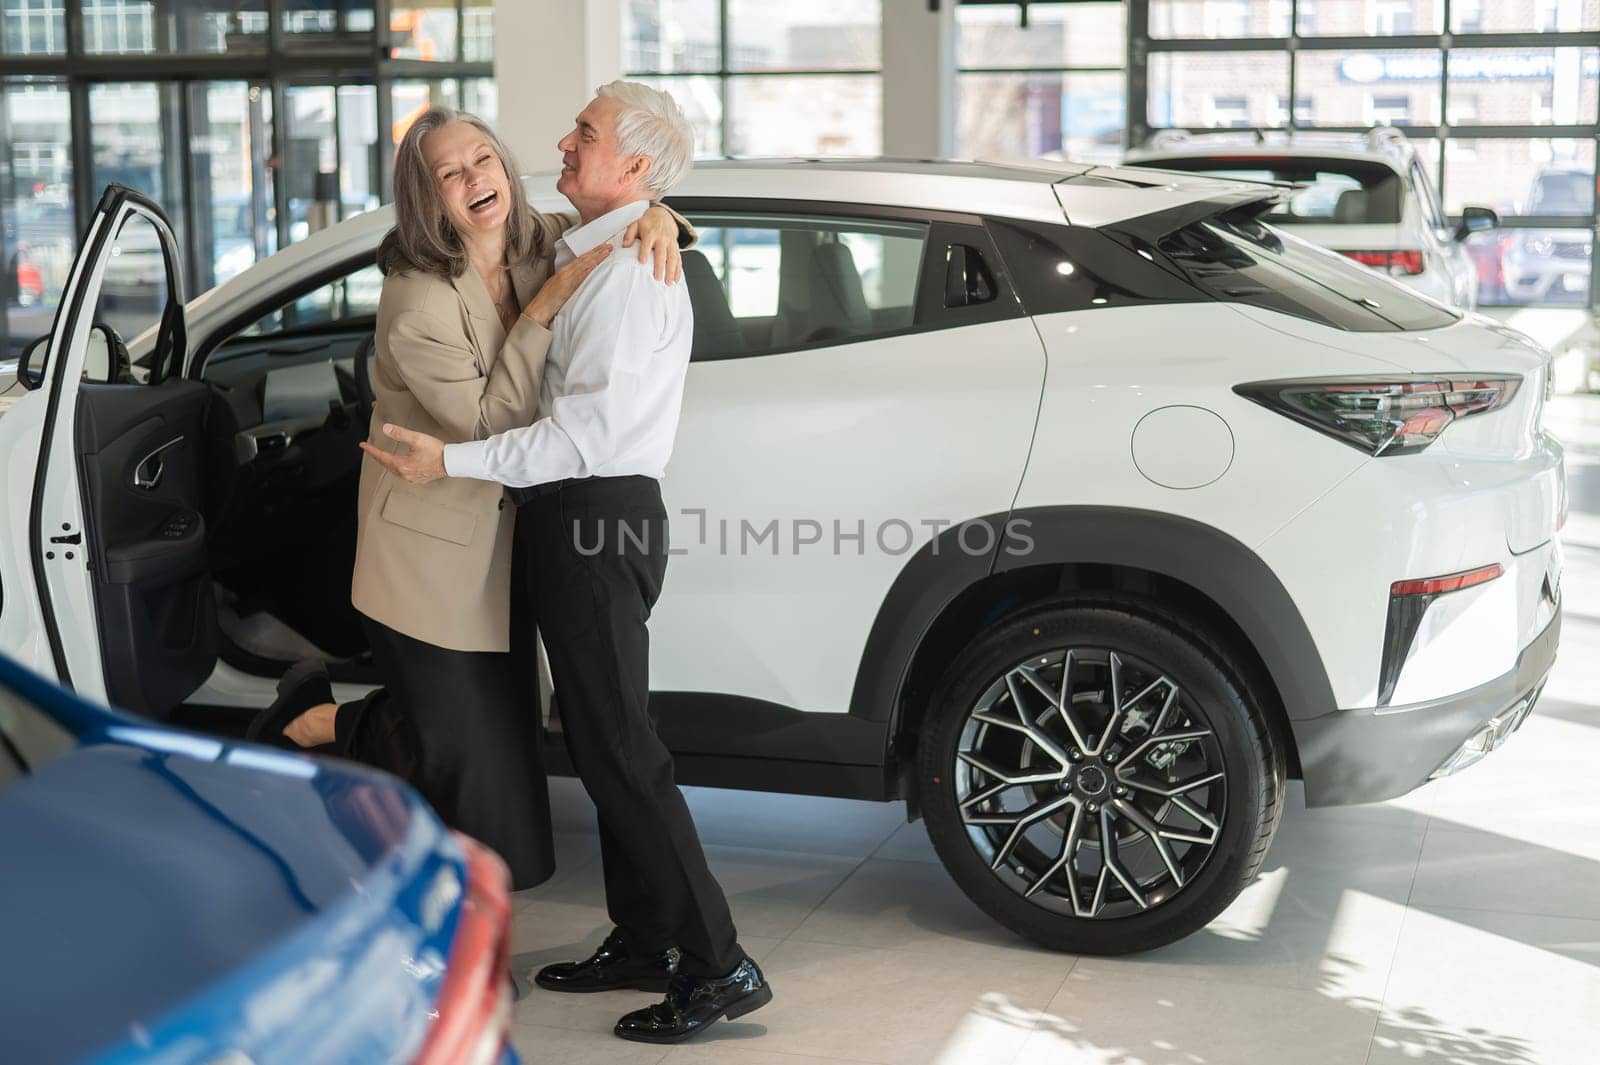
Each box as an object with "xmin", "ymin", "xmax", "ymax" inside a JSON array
[
  {"xmin": 0, "ymin": 162, "xmax": 1563, "ymax": 956},
  {"xmin": 1124, "ymin": 128, "xmax": 1499, "ymax": 310}
]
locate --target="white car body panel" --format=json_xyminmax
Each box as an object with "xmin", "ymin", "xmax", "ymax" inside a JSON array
[
  {"xmin": 653, "ymin": 316, "xmax": 1046, "ymax": 711},
  {"xmin": 0, "ymin": 389, "xmax": 60, "ymax": 680},
  {"xmin": 1050, "ymin": 173, "xmax": 1259, "ymax": 229},
  {"xmin": 1015, "ymin": 291, "xmax": 1558, "ymax": 712},
  {"xmin": 26, "ymin": 204, "xmax": 122, "ymax": 703}
]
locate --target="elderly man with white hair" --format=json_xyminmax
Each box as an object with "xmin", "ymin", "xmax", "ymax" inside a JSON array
[{"xmin": 364, "ymin": 81, "xmax": 770, "ymax": 1042}]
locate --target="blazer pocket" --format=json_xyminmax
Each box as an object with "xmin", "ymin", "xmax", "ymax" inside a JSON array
[{"xmin": 380, "ymin": 489, "xmax": 478, "ymax": 547}]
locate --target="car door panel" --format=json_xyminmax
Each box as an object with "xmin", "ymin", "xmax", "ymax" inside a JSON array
[
  {"xmin": 31, "ymin": 185, "xmax": 215, "ymax": 714},
  {"xmin": 651, "ymin": 210, "xmax": 1046, "ymax": 713},
  {"xmin": 75, "ymin": 379, "xmax": 216, "ymax": 715}
]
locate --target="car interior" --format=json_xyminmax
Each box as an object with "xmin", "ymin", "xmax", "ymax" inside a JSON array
[{"xmin": 199, "ymin": 295, "xmax": 379, "ymax": 685}]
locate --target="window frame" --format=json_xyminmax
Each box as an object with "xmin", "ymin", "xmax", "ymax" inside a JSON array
[
  {"xmin": 0, "ymin": 0, "xmax": 492, "ymax": 330},
  {"xmin": 952, "ymin": 2, "xmax": 1129, "ymax": 163},
  {"xmin": 1127, "ymin": 0, "xmax": 1600, "ymax": 308},
  {"xmin": 665, "ymin": 197, "xmax": 1026, "ymax": 363},
  {"xmin": 623, "ymin": 1, "xmax": 884, "ymax": 157}
]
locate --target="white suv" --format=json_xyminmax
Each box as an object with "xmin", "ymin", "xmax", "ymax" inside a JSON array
[
  {"xmin": 0, "ymin": 163, "xmax": 1564, "ymax": 955},
  {"xmin": 1124, "ymin": 128, "xmax": 1499, "ymax": 310}
]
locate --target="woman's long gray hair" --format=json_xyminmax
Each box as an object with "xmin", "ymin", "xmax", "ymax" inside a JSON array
[{"xmin": 376, "ymin": 106, "xmax": 538, "ymax": 279}]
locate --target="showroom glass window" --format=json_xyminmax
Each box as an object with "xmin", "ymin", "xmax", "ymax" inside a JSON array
[
  {"xmin": 2, "ymin": 0, "xmax": 65, "ymax": 54},
  {"xmin": 955, "ymin": 2, "xmax": 1128, "ymax": 164},
  {"xmin": 0, "ymin": 78, "xmax": 72, "ymax": 359},
  {"xmin": 0, "ymin": 0, "xmax": 491, "ymax": 333},
  {"xmin": 1133, "ymin": 0, "xmax": 1600, "ymax": 308},
  {"xmin": 623, "ymin": 0, "xmax": 884, "ymax": 157}
]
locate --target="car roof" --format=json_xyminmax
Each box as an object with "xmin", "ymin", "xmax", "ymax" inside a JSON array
[
  {"xmin": 1126, "ymin": 143, "xmax": 1411, "ymax": 171},
  {"xmin": 169, "ymin": 158, "xmax": 1271, "ymax": 348}
]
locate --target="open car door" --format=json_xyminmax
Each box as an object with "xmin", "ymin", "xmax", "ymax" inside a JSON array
[{"xmin": 30, "ymin": 185, "xmax": 216, "ymax": 717}]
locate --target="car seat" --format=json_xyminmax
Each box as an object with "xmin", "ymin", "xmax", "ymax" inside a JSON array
[{"xmin": 681, "ymin": 250, "xmax": 744, "ymax": 359}]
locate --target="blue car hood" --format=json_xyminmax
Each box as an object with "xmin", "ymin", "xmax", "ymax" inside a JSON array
[{"xmin": 0, "ymin": 730, "xmax": 453, "ymax": 1065}]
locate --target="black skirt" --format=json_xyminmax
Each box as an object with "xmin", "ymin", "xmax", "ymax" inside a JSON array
[{"xmin": 333, "ymin": 604, "xmax": 554, "ymax": 891}]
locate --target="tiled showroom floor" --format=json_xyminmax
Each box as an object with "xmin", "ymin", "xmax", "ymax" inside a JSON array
[{"xmin": 506, "ymin": 396, "xmax": 1600, "ymax": 1065}]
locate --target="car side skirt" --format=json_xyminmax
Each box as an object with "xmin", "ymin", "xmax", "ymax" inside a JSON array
[{"xmin": 544, "ymin": 692, "xmax": 895, "ymax": 801}]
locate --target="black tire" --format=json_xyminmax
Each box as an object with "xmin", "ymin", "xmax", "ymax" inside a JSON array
[{"xmin": 918, "ymin": 595, "xmax": 1285, "ymax": 955}]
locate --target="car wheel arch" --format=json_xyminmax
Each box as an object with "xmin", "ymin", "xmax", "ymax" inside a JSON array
[{"xmin": 847, "ymin": 506, "xmax": 1327, "ymax": 810}]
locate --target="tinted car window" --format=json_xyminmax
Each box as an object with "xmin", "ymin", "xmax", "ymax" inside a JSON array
[
  {"xmin": 986, "ymin": 218, "xmax": 1201, "ymax": 315},
  {"xmin": 1157, "ymin": 214, "xmax": 1459, "ymax": 332},
  {"xmin": 680, "ymin": 214, "xmax": 928, "ymax": 360}
]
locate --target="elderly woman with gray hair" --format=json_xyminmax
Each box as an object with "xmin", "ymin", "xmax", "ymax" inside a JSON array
[{"xmin": 245, "ymin": 106, "xmax": 692, "ymax": 889}]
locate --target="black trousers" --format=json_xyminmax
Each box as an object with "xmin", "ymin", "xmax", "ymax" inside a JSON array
[
  {"xmin": 334, "ymin": 610, "xmax": 555, "ymax": 891},
  {"xmin": 518, "ymin": 475, "xmax": 742, "ymax": 978}
]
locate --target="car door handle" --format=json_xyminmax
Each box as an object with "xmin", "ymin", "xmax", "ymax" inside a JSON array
[{"xmin": 133, "ymin": 437, "xmax": 184, "ymax": 491}]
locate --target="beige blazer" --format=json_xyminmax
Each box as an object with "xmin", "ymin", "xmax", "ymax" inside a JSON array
[{"xmin": 351, "ymin": 208, "xmax": 574, "ymax": 653}]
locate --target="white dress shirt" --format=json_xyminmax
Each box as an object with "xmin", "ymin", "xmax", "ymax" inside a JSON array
[{"xmin": 442, "ymin": 199, "xmax": 693, "ymax": 488}]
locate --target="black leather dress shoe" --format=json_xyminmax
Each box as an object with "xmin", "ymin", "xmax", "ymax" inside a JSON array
[
  {"xmin": 613, "ymin": 957, "xmax": 772, "ymax": 1044},
  {"xmin": 534, "ymin": 930, "xmax": 680, "ymax": 994}
]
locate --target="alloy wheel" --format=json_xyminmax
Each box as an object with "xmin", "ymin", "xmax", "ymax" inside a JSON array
[{"xmin": 952, "ymin": 647, "xmax": 1228, "ymax": 919}]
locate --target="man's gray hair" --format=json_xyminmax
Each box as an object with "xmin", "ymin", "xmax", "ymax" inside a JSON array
[{"xmin": 596, "ymin": 80, "xmax": 696, "ymax": 196}]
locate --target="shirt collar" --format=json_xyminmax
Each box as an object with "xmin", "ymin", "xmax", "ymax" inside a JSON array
[{"xmin": 556, "ymin": 199, "xmax": 651, "ymax": 260}]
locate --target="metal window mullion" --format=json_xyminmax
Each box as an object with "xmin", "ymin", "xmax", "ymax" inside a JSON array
[
  {"xmin": 1144, "ymin": 36, "xmax": 1292, "ymax": 52},
  {"xmin": 332, "ymin": 82, "xmax": 345, "ymax": 224},
  {"xmin": 267, "ymin": 0, "xmax": 284, "ymax": 56},
  {"xmin": 175, "ymin": 80, "xmax": 201, "ymax": 300},
  {"xmin": 955, "ymin": 65, "xmax": 1124, "ymax": 75},
  {"xmin": 64, "ymin": 0, "xmax": 81, "ymax": 59},
  {"xmin": 1439, "ymin": 37, "xmax": 1451, "ymax": 137},
  {"xmin": 456, "ymin": 0, "xmax": 465, "ymax": 66},
  {"xmin": 154, "ymin": 0, "xmax": 176, "ymax": 52},
  {"xmin": 708, "ymin": 66, "xmax": 882, "ymax": 77},
  {"xmin": 247, "ymin": 78, "xmax": 273, "ymax": 262},
  {"xmin": 1286, "ymin": 0, "xmax": 1298, "ymax": 131},
  {"xmin": 376, "ymin": 72, "xmax": 394, "ymax": 201},
  {"xmin": 271, "ymin": 75, "xmax": 290, "ymax": 251},
  {"xmin": 1126, "ymin": 0, "xmax": 1148, "ymax": 145},
  {"xmin": 374, "ymin": 0, "xmax": 392, "ymax": 62},
  {"xmin": 719, "ymin": 0, "xmax": 731, "ymax": 155}
]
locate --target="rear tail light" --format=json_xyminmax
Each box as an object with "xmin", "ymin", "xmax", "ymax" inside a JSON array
[
  {"xmin": 1341, "ymin": 249, "xmax": 1425, "ymax": 276},
  {"xmin": 1234, "ymin": 375, "xmax": 1522, "ymax": 456},
  {"xmin": 1391, "ymin": 563, "xmax": 1503, "ymax": 598},
  {"xmin": 411, "ymin": 833, "xmax": 513, "ymax": 1065}
]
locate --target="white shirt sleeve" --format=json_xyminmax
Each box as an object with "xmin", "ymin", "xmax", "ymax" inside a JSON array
[{"xmin": 442, "ymin": 258, "xmax": 663, "ymax": 488}]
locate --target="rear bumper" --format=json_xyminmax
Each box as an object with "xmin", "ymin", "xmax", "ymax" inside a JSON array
[{"xmin": 1292, "ymin": 605, "xmax": 1560, "ymax": 807}]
